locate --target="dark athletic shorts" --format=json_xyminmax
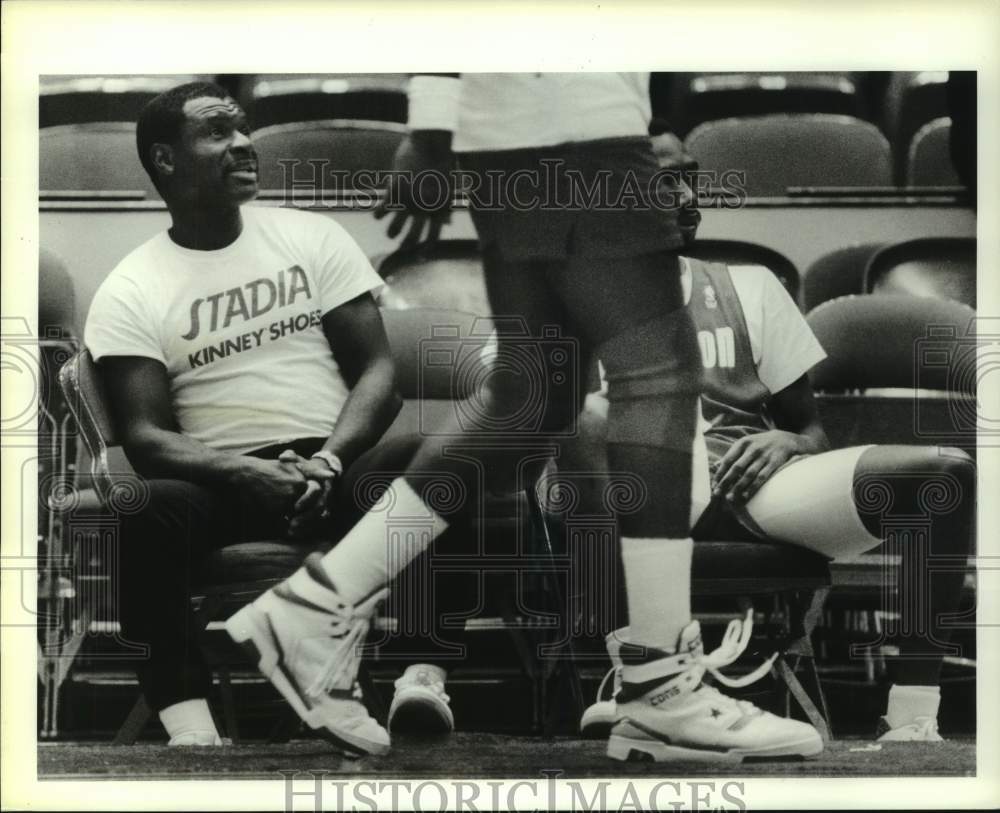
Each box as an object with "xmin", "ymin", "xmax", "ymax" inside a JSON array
[{"xmin": 458, "ymin": 136, "xmax": 684, "ymax": 263}]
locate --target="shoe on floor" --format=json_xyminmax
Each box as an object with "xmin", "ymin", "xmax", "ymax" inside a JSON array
[
  {"xmin": 876, "ymin": 715, "xmax": 944, "ymax": 742},
  {"xmin": 607, "ymin": 612, "xmax": 823, "ymax": 763},
  {"xmin": 581, "ymin": 629, "xmax": 625, "ymax": 736},
  {"xmin": 388, "ymin": 664, "xmax": 454, "ymax": 735},
  {"xmin": 225, "ymin": 552, "xmax": 390, "ymax": 756}
]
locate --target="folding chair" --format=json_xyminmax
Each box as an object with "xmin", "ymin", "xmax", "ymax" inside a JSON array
[
  {"xmin": 881, "ymin": 71, "xmax": 949, "ymax": 183},
  {"xmin": 863, "ymin": 237, "xmax": 976, "ymax": 309},
  {"xmin": 685, "ymin": 114, "xmax": 892, "ymax": 196},
  {"xmin": 39, "ymin": 75, "xmax": 201, "ymax": 128},
  {"xmin": 58, "ymin": 349, "xmax": 314, "ymax": 743}
]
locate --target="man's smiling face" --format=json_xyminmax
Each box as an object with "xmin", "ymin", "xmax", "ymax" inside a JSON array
[{"xmin": 168, "ymin": 95, "xmax": 259, "ymax": 207}]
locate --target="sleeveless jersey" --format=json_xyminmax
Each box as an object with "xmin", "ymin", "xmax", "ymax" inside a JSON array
[{"xmin": 685, "ymin": 259, "xmax": 774, "ymax": 473}]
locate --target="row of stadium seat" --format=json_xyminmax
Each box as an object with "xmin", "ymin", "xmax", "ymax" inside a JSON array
[
  {"xmin": 39, "ymin": 72, "xmax": 966, "ymax": 187},
  {"xmin": 376, "ymin": 236, "xmax": 976, "ymax": 315},
  {"xmin": 37, "ymin": 112, "xmax": 964, "ymax": 198}
]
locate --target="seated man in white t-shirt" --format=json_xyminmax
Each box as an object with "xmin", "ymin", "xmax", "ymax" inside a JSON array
[
  {"xmin": 572, "ymin": 133, "xmax": 976, "ymax": 743},
  {"xmin": 84, "ymin": 82, "xmax": 403, "ymax": 749}
]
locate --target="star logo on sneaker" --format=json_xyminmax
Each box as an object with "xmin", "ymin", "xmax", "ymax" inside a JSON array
[{"xmin": 710, "ymin": 707, "xmax": 722, "ymax": 719}]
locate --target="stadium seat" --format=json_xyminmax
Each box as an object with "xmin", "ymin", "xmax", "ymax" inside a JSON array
[
  {"xmin": 40, "ymin": 123, "xmax": 158, "ymax": 197},
  {"xmin": 881, "ymin": 71, "xmax": 949, "ymax": 183},
  {"xmin": 685, "ymin": 114, "xmax": 893, "ymax": 196},
  {"xmin": 39, "ymin": 75, "xmax": 201, "ymax": 128},
  {"xmin": 252, "ymin": 119, "xmax": 408, "ymax": 191},
  {"xmin": 682, "ymin": 239, "xmax": 801, "ymax": 304},
  {"xmin": 906, "ymin": 117, "xmax": 962, "ymax": 187},
  {"xmin": 806, "ymin": 294, "xmax": 977, "ymax": 452},
  {"xmin": 376, "ymin": 241, "xmax": 489, "ymax": 315},
  {"xmin": 864, "ymin": 237, "xmax": 976, "ymax": 309},
  {"xmin": 672, "ymin": 72, "xmax": 863, "ymax": 134},
  {"xmin": 248, "ymin": 74, "xmax": 408, "ymax": 128},
  {"xmin": 803, "ymin": 243, "xmax": 884, "ymax": 313}
]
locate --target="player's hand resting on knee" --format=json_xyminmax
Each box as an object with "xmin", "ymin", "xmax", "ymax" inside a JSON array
[
  {"xmin": 712, "ymin": 430, "xmax": 813, "ymax": 504},
  {"xmin": 278, "ymin": 450, "xmax": 339, "ymax": 539}
]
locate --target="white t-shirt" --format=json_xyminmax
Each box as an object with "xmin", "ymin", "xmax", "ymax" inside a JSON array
[
  {"xmin": 85, "ymin": 206, "xmax": 384, "ymax": 455},
  {"xmin": 453, "ymin": 73, "xmax": 651, "ymax": 152}
]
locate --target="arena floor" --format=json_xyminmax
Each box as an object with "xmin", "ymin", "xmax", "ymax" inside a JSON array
[{"xmin": 38, "ymin": 734, "xmax": 975, "ymax": 780}]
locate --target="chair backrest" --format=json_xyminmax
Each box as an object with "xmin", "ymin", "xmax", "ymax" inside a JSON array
[
  {"xmin": 376, "ymin": 241, "xmax": 490, "ymax": 315},
  {"xmin": 882, "ymin": 71, "xmax": 949, "ymax": 181},
  {"xmin": 40, "ymin": 122, "xmax": 158, "ymax": 196},
  {"xmin": 683, "ymin": 239, "xmax": 800, "ymax": 304},
  {"xmin": 906, "ymin": 117, "xmax": 961, "ymax": 187},
  {"xmin": 802, "ymin": 242, "xmax": 884, "ymax": 312},
  {"xmin": 58, "ymin": 349, "xmax": 117, "ymax": 505},
  {"xmin": 685, "ymin": 114, "xmax": 892, "ymax": 196},
  {"xmin": 249, "ymin": 75, "xmax": 408, "ymax": 128},
  {"xmin": 864, "ymin": 237, "xmax": 976, "ymax": 308},
  {"xmin": 805, "ymin": 294, "xmax": 976, "ymax": 392},
  {"xmin": 252, "ymin": 119, "xmax": 408, "ymax": 189},
  {"xmin": 675, "ymin": 72, "xmax": 861, "ymax": 133}
]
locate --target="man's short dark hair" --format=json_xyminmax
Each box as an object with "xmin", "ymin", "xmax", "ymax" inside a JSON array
[{"xmin": 135, "ymin": 81, "xmax": 231, "ymax": 189}]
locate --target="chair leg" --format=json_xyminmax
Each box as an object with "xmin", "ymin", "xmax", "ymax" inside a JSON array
[
  {"xmin": 113, "ymin": 693, "xmax": 152, "ymax": 745},
  {"xmin": 772, "ymin": 656, "xmax": 831, "ymax": 743},
  {"xmin": 217, "ymin": 665, "xmax": 240, "ymax": 744}
]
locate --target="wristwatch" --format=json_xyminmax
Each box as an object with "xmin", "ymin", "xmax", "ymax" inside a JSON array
[{"xmin": 310, "ymin": 450, "xmax": 344, "ymax": 477}]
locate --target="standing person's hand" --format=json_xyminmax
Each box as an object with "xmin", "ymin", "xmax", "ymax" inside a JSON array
[{"xmin": 374, "ymin": 131, "xmax": 454, "ymax": 250}]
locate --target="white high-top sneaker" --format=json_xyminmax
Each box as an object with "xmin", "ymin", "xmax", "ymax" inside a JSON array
[
  {"xmin": 607, "ymin": 612, "xmax": 823, "ymax": 763},
  {"xmin": 580, "ymin": 629, "xmax": 625, "ymax": 735},
  {"xmin": 225, "ymin": 553, "xmax": 391, "ymax": 756}
]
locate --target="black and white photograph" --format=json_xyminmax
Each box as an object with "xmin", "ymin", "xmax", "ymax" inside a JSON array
[{"xmin": 3, "ymin": 2, "xmax": 999, "ymax": 810}]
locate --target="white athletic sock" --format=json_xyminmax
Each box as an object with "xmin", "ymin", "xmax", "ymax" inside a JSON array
[
  {"xmin": 621, "ymin": 537, "xmax": 693, "ymax": 650},
  {"xmin": 885, "ymin": 684, "xmax": 941, "ymax": 729},
  {"xmin": 158, "ymin": 698, "xmax": 219, "ymax": 741},
  {"xmin": 310, "ymin": 477, "xmax": 449, "ymax": 605}
]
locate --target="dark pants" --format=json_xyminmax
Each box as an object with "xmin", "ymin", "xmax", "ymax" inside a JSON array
[{"xmin": 116, "ymin": 434, "xmax": 472, "ymax": 712}]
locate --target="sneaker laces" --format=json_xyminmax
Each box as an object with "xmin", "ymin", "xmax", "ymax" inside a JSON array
[
  {"xmin": 305, "ymin": 607, "xmax": 372, "ymax": 700},
  {"xmin": 696, "ymin": 608, "xmax": 778, "ymax": 689},
  {"xmin": 595, "ymin": 666, "xmax": 617, "ymax": 703}
]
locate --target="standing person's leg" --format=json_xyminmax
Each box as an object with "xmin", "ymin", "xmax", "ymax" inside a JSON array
[
  {"xmin": 739, "ymin": 444, "xmax": 976, "ymax": 739},
  {"xmin": 225, "ymin": 248, "xmax": 590, "ymax": 754}
]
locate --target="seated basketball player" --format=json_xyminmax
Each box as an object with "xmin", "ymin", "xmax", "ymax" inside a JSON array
[
  {"xmin": 84, "ymin": 82, "xmax": 407, "ymax": 746},
  {"xmin": 571, "ymin": 133, "xmax": 976, "ymax": 742}
]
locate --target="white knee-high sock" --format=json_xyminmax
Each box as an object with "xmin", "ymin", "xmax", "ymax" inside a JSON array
[
  {"xmin": 621, "ymin": 536, "xmax": 693, "ymax": 650},
  {"xmin": 303, "ymin": 477, "xmax": 449, "ymax": 605},
  {"xmin": 886, "ymin": 684, "xmax": 941, "ymax": 728},
  {"xmin": 159, "ymin": 698, "xmax": 218, "ymax": 740}
]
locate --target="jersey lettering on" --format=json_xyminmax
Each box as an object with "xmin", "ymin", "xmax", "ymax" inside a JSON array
[{"xmin": 697, "ymin": 326, "xmax": 736, "ymax": 369}]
